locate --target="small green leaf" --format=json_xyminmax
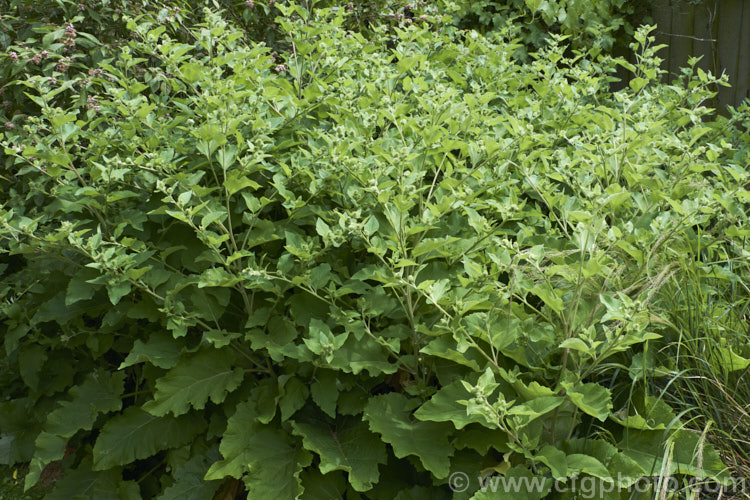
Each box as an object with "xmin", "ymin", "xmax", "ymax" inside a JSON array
[
  {"xmin": 106, "ymin": 280, "xmax": 131, "ymax": 305},
  {"xmin": 363, "ymin": 216, "xmax": 379, "ymax": 236},
  {"xmin": 315, "ymin": 218, "xmax": 331, "ymax": 238},
  {"xmin": 224, "ymin": 170, "xmax": 261, "ymax": 195},
  {"xmin": 179, "ymin": 62, "xmax": 203, "ymax": 84},
  {"xmin": 66, "ymin": 274, "xmax": 97, "ymax": 305},
  {"xmin": 629, "ymin": 77, "xmax": 647, "ymax": 93}
]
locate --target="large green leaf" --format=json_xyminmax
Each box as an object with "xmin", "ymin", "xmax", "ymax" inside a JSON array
[
  {"xmin": 414, "ymin": 380, "xmax": 477, "ymax": 429},
  {"xmin": 310, "ymin": 370, "xmax": 338, "ymax": 418},
  {"xmin": 205, "ymin": 402, "xmax": 312, "ymax": 499},
  {"xmin": 714, "ymin": 345, "xmax": 750, "ymax": 372},
  {"xmin": 620, "ymin": 429, "xmax": 731, "ymax": 482},
  {"xmin": 291, "ymin": 419, "xmax": 387, "ymax": 491},
  {"xmin": 565, "ymin": 454, "xmax": 612, "ymax": 480},
  {"xmin": 26, "ymin": 370, "xmax": 125, "ymax": 488},
  {"xmin": 453, "ymin": 425, "xmax": 510, "ymax": 455},
  {"xmin": 562, "ymin": 382, "xmax": 612, "ymax": 422},
  {"xmin": 279, "ymin": 376, "xmax": 309, "ymax": 421},
  {"xmin": 363, "ymin": 393, "xmax": 453, "ymax": 478},
  {"xmin": 157, "ymin": 449, "xmax": 222, "ymax": 500},
  {"xmin": 328, "ymin": 335, "xmax": 399, "ymax": 376},
  {"xmin": 470, "ymin": 465, "xmax": 552, "ymax": 499},
  {"xmin": 300, "ymin": 469, "xmax": 347, "ymax": 500},
  {"xmin": 0, "ymin": 398, "xmax": 39, "ymax": 465},
  {"xmin": 610, "ymin": 393, "xmax": 678, "ymax": 430},
  {"xmin": 93, "ymin": 407, "xmax": 205, "ymax": 470},
  {"xmin": 46, "ymin": 458, "xmax": 140, "ymax": 500},
  {"xmin": 119, "ymin": 331, "xmax": 183, "ymax": 369},
  {"xmin": 45, "ymin": 370, "xmax": 125, "ymax": 438},
  {"xmin": 534, "ymin": 445, "xmax": 567, "ymax": 479},
  {"xmin": 142, "ymin": 347, "xmax": 244, "ymax": 416}
]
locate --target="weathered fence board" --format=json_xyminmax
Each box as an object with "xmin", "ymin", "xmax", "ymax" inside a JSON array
[
  {"xmin": 716, "ymin": 0, "xmax": 743, "ymax": 107},
  {"xmin": 691, "ymin": 0, "xmax": 715, "ymax": 76},
  {"xmin": 669, "ymin": 0, "xmax": 695, "ymax": 83},
  {"xmin": 736, "ymin": 2, "xmax": 750, "ymax": 104},
  {"xmin": 647, "ymin": 0, "xmax": 750, "ymax": 109}
]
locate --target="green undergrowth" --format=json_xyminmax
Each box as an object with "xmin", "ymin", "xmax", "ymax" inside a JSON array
[
  {"xmin": 0, "ymin": 464, "xmax": 52, "ymax": 500},
  {"xmin": 1, "ymin": 2, "xmax": 750, "ymax": 499},
  {"xmin": 654, "ymin": 228, "xmax": 750, "ymax": 495}
]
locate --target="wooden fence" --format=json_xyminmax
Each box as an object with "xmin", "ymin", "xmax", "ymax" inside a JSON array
[{"xmin": 648, "ymin": 0, "xmax": 750, "ymax": 109}]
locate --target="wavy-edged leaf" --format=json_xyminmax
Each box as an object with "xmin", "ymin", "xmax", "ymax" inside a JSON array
[
  {"xmin": 300, "ymin": 469, "xmax": 347, "ymax": 500},
  {"xmin": 45, "ymin": 370, "xmax": 125, "ymax": 437},
  {"xmin": 205, "ymin": 401, "xmax": 312, "ymax": 499},
  {"xmin": 565, "ymin": 454, "xmax": 612, "ymax": 480},
  {"xmin": 93, "ymin": 407, "xmax": 205, "ymax": 470},
  {"xmin": 414, "ymin": 380, "xmax": 476, "ymax": 429},
  {"xmin": 469, "ymin": 465, "xmax": 551, "ymax": 499},
  {"xmin": 143, "ymin": 348, "xmax": 244, "ymax": 416},
  {"xmin": 46, "ymin": 458, "xmax": 140, "ymax": 500},
  {"xmin": 535, "ymin": 445, "xmax": 567, "ymax": 479},
  {"xmin": 363, "ymin": 393, "xmax": 453, "ymax": 478},
  {"xmin": 562, "ymin": 382, "xmax": 612, "ymax": 422},
  {"xmin": 119, "ymin": 331, "xmax": 183, "ymax": 370},
  {"xmin": 157, "ymin": 449, "xmax": 222, "ymax": 500},
  {"xmin": 620, "ymin": 429, "xmax": 731, "ymax": 482},
  {"xmin": 291, "ymin": 419, "xmax": 386, "ymax": 491},
  {"xmin": 310, "ymin": 370, "xmax": 338, "ymax": 418},
  {"xmin": 26, "ymin": 370, "xmax": 125, "ymax": 488},
  {"xmin": 328, "ymin": 335, "xmax": 398, "ymax": 376},
  {"xmin": 279, "ymin": 376, "xmax": 309, "ymax": 421}
]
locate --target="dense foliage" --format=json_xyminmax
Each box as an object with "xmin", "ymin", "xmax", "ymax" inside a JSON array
[
  {"xmin": 2, "ymin": 1, "xmax": 750, "ymax": 499},
  {"xmin": 444, "ymin": 0, "xmax": 653, "ymax": 57}
]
